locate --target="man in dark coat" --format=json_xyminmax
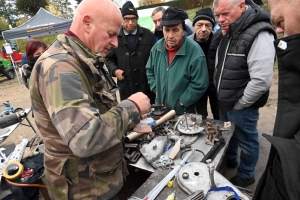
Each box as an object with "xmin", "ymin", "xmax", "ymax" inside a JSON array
[
  {"xmin": 106, "ymin": 1, "xmax": 156, "ymax": 103},
  {"xmin": 254, "ymin": 0, "xmax": 300, "ymax": 199},
  {"xmin": 188, "ymin": 8, "xmax": 219, "ymax": 119}
]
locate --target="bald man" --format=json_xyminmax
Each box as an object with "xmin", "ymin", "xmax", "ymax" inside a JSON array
[
  {"xmin": 254, "ymin": 0, "xmax": 300, "ymax": 199},
  {"xmin": 29, "ymin": 0, "xmax": 150, "ymax": 199},
  {"xmin": 213, "ymin": 0, "xmax": 276, "ymax": 187}
]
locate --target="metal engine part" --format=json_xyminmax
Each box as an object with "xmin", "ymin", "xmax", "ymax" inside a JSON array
[
  {"xmin": 177, "ymin": 114, "xmax": 205, "ymax": 134},
  {"xmin": 151, "ymin": 155, "xmax": 174, "ymax": 169},
  {"xmin": 140, "ymin": 136, "xmax": 168, "ymax": 163},
  {"xmin": 0, "ymin": 110, "xmax": 27, "ymax": 128},
  {"xmin": 176, "ymin": 162, "xmax": 250, "ymax": 200}
]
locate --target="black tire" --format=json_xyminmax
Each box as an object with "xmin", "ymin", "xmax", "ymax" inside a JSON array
[{"xmin": 6, "ymin": 70, "xmax": 15, "ymax": 80}]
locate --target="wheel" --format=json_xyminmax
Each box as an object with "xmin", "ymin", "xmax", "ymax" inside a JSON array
[{"xmin": 6, "ymin": 70, "xmax": 14, "ymax": 80}]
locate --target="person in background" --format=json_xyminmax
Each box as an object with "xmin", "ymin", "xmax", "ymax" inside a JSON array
[
  {"xmin": 21, "ymin": 39, "xmax": 47, "ymax": 88},
  {"xmin": 106, "ymin": 1, "xmax": 156, "ymax": 103},
  {"xmin": 151, "ymin": 6, "xmax": 194, "ymax": 42},
  {"xmin": 29, "ymin": 0, "xmax": 151, "ymax": 199},
  {"xmin": 213, "ymin": 0, "xmax": 276, "ymax": 187},
  {"xmin": 21, "ymin": 52, "xmax": 27, "ymax": 65},
  {"xmin": 146, "ymin": 7, "xmax": 209, "ymax": 115},
  {"xmin": 188, "ymin": 7, "xmax": 219, "ymax": 119},
  {"xmin": 254, "ymin": 0, "xmax": 300, "ymax": 199}
]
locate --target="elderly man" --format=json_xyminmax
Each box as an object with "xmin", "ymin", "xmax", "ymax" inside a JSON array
[
  {"xmin": 106, "ymin": 1, "xmax": 156, "ymax": 103},
  {"xmin": 146, "ymin": 7, "xmax": 209, "ymax": 115},
  {"xmin": 254, "ymin": 0, "xmax": 300, "ymax": 199},
  {"xmin": 213, "ymin": 0, "xmax": 276, "ymax": 187},
  {"xmin": 29, "ymin": 0, "xmax": 150, "ymax": 199},
  {"xmin": 188, "ymin": 7, "xmax": 219, "ymax": 119},
  {"xmin": 151, "ymin": 6, "xmax": 194, "ymax": 42}
]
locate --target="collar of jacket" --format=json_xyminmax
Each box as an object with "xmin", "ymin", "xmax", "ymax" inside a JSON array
[
  {"xmin": 57, "ymin": 34, "xmax": 105, "ymax": 84},
  {"xmin": 156, "ymin": 34, "xmax": 187, "ymax": 56},
  {"xmin": 228, "ymin": 6, "xmax": 271, "ymax": 36},
  {"xmin": 119, "ymin": 24, "xmax": 144, "ymax": 38}
]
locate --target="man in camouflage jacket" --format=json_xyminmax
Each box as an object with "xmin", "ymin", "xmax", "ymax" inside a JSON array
[{"xmin": 29, "ymin": 0, "xmax": 150, "ymax": 199}]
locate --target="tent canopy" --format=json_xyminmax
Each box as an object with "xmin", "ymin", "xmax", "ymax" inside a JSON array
[{"xmin": 2, "ymin": 8, "xmax": 72, "ymax": 40}]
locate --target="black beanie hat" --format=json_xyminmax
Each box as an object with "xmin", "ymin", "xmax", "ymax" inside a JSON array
[
  {"xmin": 192, "ymin": 8, "xmax": 215, "ymax": 27},
  {"xmin": 160, "ymin": 7, "xmax": 188, "ymax": 27},
  {"xmin": 121, "ymin": 1, "xmax": 138, "ymax": 17}
]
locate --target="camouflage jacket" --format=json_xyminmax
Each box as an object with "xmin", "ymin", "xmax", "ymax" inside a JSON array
[{"xmin": 30, "ymin": 34, "xmax": 140, "ymax": 200}]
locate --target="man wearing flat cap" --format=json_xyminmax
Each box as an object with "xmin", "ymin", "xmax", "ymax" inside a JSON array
[
  {"xmin": 146, "ymin": 7, "xmax": 209, "ymax": 115},
  {"xmin": 106, "ymin": 1, "xmax": 156, "ymax": 103},
  {"xmin": 188, "ymin": 8, "xmax": 219, "ymax": 120}
]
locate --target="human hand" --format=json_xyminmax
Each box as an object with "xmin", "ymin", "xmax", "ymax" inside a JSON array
[
  {"xmin": 128, "ymin": 92, "xmax": 151, "ymax": 115},
  {"xmin": 115, "ymin": 69, "xmax": 124, "ymax": 80}
]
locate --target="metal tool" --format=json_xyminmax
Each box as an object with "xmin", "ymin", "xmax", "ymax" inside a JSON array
[{"xmin": 182, "ymin": 190, "xmax": 204, "ymax": 200}]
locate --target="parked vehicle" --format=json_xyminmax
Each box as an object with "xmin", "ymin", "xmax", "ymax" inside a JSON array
[{"xmin": 0, "ymin": 57, "xmax": 14, "ymax": 79}]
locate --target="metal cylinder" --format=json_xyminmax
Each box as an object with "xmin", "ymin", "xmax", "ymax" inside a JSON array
[{"xmin": 0, "ymin": 111, "xmax": 26, "ymax": 128}]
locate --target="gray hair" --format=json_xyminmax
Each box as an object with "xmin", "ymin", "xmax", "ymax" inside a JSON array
[
  {"xmin": 151, "ymin": 6, "xmax": 166, "ymax": 17},
  {"xmin": 213, "ymin": 0, "xmax": 245, "ymax": 7}
]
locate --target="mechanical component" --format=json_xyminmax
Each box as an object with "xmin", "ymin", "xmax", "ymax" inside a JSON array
[
  {"xmin": 143, "ymin": 149, "xmax": 196, "ymax": 200},
  {"xmin": 205, "ymin": 120, "xmax": 228, "ymax": 145},
  {"xmin": 151, "ymin": 104, "xmax": 168, "ymax": 116},
  {"xmin": 124, "ymin": 148, "xmax": 141, "ymax": 163},
  {"xmin": 201, "ymin": 138, "xmax": 226, "ymax": 163},
  {"xmin": 151, "ymin": 155, "xmax": 174, "ymax": 169},
  {"xmin": 176, "ymin": 162, "xmax": 250, "ymax": 200},
  {"xmin": 206, "ymin": 159, "xmax": 216, "ymax": 188},
  {"xmin": 177, "ymin": 114, "xmax": 204, "ymax": 134},
  {"xmin": 182, "ymin": 172, "xmax": 189, "ymax": 179},
  {"xmin": 0, "ymin": 110, "xmax": 27, "ymax": 128},
  {"xmin": 140, "ymin": 136, "xmax": 168, "ymax": 163}
]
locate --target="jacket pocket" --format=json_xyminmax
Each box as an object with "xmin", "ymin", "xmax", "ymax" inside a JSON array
[
  {"xmin": 89, "ymin": 151, "xmax": 124, "ymax": 200},
  {"xmin": 44, "ymin": 150, "xmax": 69, "ymax": 200},
  {"xmin": 94, "ymin": 90, "xmax": 117, "ymax": 112}
]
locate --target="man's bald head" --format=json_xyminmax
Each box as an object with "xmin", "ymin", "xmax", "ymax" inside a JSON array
[
  {"xmin": 70, "ymin": 0, "xmax": 122, "ymax": 57},
  {"xmin": 268, "ymin": 0, "xmax": 300, "ymax": 36}
]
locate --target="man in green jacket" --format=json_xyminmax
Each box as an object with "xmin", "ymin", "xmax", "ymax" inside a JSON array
[{"xmin": 146, "ymin": 7, "xmax": 209, "ymax": 115}]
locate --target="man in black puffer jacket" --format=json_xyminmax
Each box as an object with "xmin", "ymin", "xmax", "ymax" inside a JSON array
[{"xmin": 213, "ymin": 0, "xmax": 276, "ymax": 187}]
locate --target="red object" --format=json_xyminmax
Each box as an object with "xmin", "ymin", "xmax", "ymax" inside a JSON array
[
  {"xmin": 11, "ymin": 50, "xmax": 23, "ymax": 63},
  {"xmin": 22, "ymin": 168, "xmax": 34, "ymax": 180}
]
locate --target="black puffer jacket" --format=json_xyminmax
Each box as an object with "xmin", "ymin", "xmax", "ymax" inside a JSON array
[
  {"xmin": 254, "ymin": 34, "xmax": 300, "ymax": 200},
  {"xmin": 106, "ymin": 25, "xmax": 155, "ymax": 101},
  {"xmin": 214, "ymin": 8, "xmax": 275, "ymax": 112}
]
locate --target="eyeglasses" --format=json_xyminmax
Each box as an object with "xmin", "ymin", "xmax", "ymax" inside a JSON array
[{"xmin": 123, "ymin": 17, "xmax": 138, "ymax": 22}]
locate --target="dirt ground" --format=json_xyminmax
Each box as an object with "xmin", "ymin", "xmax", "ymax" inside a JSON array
[{"xmin": 0, "ymin": 69, "xmax": 278, "ymax": 198}]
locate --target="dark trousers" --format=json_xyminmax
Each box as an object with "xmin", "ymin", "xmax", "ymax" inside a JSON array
[{"xmin": 195, "ymin": 90, "xmax": 219, "ymax": 119}]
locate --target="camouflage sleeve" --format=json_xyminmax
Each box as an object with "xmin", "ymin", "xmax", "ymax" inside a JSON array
[{"xmin": 41, "ymin": 59, "xmax": 140, "ymax": 158}]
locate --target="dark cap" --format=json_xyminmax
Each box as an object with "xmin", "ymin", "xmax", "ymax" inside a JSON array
[
  {"xmin": 192, "ymin": 8, "xmax": 215, "ymax": 27},
  {"xmin": 121, "ymin": 1, "xmax": 138, "ymax": 17},
  {"xmin": 160, "ymin": 7, "xmax": 188, "ymax": 27}
]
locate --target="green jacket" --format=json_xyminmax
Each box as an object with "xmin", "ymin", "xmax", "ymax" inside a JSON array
[
  {"xmin": 30, "ymin": 34, "xmax": 140, "ymax": 200},
  {"xmin": 146, "ymin": 35, "xmax": 209, "ymax": 115}
]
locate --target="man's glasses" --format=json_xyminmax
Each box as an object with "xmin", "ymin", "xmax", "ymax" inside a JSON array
[{"xmin": 123, "ymin": 17, "xmax": 138, "ymax": 22}]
